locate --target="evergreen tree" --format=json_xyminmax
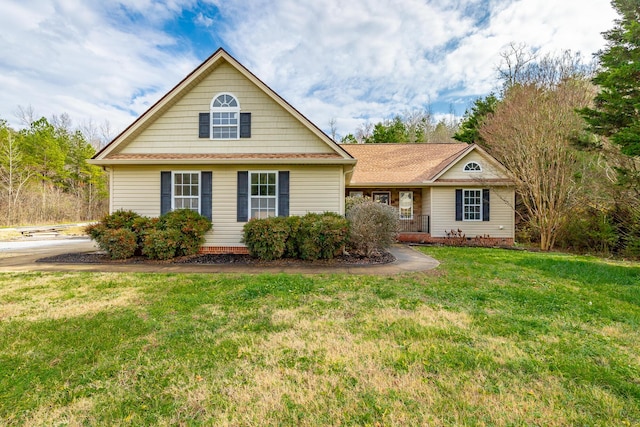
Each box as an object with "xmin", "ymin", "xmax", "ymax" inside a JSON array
[
  {"xmin": 581, "ymin": 0, "xmax": 640, "ymax": 156},
  {"xmin": 454, "ymin": 94, "xmax": 499, "ymax": 146}
]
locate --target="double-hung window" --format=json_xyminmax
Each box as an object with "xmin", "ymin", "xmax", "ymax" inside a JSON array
[
  {"xmin": 250, "ymin": 172, "xmax": 277, "ymax": 219},
  {"xmin": 463, "ymin": 189, "xmax": 482, "ymax": 221},
  {"xmin": 173, "ymin": 172, "xmax": 200, "ymax": 212},
  {"xmin": 399, "ymin": 191, "xmax": 413, "ymax": 219},
  {"xmin": 211, "ymin": 93, "xmax": 239, "ymax": 139}
]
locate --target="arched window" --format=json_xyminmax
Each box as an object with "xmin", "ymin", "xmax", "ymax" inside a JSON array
[
  {"xmin": 464, "ymin": 161, "xmax": 482, "ymax": 172},
  {"xmin": 211, "ymin": 93, "xmax": 240, "ymax": 139}
]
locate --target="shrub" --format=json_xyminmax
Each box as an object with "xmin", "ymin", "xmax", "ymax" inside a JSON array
[
  {"xmin": 296, "ymin": 212, "xmax": 349, "ymax": 260},
  {"xmin": 242, "ymin": 216, "xmax": 290, "ymax": 260},
  {"xmin": 160, "ymin": 209, "xmax": 212, "ymax": 256},
  {"xmin": 85, "ymin": 223, "xmax": 106, "ymax": 242},
  {"xmin": 142, "ymin": 228, "xmax": 183, "ymax": 260},
  {"xmin": 86, "ymin": 209, "xmax": 212, "ymax": 260},
  {"xmin": 346, "ymin": 200, "xmax": 399, "ymax": 256},
  {"xmin": 283, "ymin": 215, "xmax": 302, "ymax": 258},
  {"xmin": 98, "ymin": 228, "xmax": 137, "ymax": 260},
  {"xmin": 101, "ymin": 209, "xmax": 141, "ymax": 230}
]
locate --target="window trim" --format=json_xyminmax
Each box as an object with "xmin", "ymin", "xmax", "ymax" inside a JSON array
[
  {"xmin": 372, "ymin": 191, "xmax": 391, "ymax": 205},
  {"xmin": 463, "ymin": 161, "xmax": 482, "ymax": 172},
  {"xmin": 349, "ymin": 191, "xmax": 364, "ymax": 198},
  {"xmin": 171, "ymin": 171, "xmax": 201, "ymax": 213},
  {"xmin": 462, "ymin": 188, "xmax": 482, "ymax": 221},
  {"xmin": 399, "ymin": 191, "xmax": 413, "ymax": 220},
  {"xmin": 249, "ymin": 170, "xmax": 278, "ymax": 219},
  {"xmin": 210, "ymin": 92, "xmax": 240, "ymax": 140}
]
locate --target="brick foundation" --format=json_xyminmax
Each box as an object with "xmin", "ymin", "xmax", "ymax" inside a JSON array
[
  {"xmin": 199, "ymin": 246, "xmax": 250, "ymax": 255},
  {"xmin": 398, "ymin": 233, "xmax": 514, "ymax": 246}
]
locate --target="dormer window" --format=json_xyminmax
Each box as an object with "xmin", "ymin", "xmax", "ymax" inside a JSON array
[
  {"xmin": 199, "ymin": 94, "xmax": 251, "ymax": 139},
  {"xmin": 211, "ymin": 93, "xmax": 240, "ymax": 139},
  {"xmin": 464, "ymin": 161, "xmax": 482, "ymax": 172}
]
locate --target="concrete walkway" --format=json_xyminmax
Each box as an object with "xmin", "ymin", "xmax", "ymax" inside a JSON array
[{"xmin": 0, "ymin": 238, "xmax": 439, "ymax": 275}]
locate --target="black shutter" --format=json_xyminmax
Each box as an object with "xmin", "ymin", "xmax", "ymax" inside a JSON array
[
  {"xmin": 482, "ymin": 189, "xmax": 490, "ymax": 221},
  {"xmin": 240, "ymin": 112, "xmax": 251, "ymax": 138},
  {"xmin": 198, "ymin": 113, "xmax": 209, "ymax": 138},
  {"xmin": 201, "ymin": 171, "xmax": 212, "ymax": 221},
  {"xmin": 237, "ymin": 171, "xmax": 249, "ymax": 222},
  {"xmin": 161, "ymin": 171, "xmax": 172, "ymax": 215},
  {"xmin": 278, "ymin": 171, "xmax": 289, "ymax": 217},
  {"xmin": 455, "ymin": 189, "xmax": 463, "ymax": 221}
]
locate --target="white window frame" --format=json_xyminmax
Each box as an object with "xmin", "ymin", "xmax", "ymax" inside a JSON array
[
  {"xmin": 249, "ymin": 171, "xmax": 278, "ymax": 219},
  {"xmin": 172, "ymin": 171, "xmax": 201, "ymax": 213},
  {"xmin": 463, "ymin": 189, "xmax": 482, "ymax": 221},
  {"xmin": 464, "ymin": 161, "xmax": 482, "ymax": 172},
  {"xmin": 372, "ymin": 191, "xmax": 391, "ymax": 205},
  {"xmin": 399, "ymin": 191, "xmax": 413, "ymax": 220},
  {"xmin": 210, "ymin": 93, "xmax": 240, "ymax": 140}
]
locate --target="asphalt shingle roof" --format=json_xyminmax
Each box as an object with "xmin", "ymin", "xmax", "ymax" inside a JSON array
[{"xmin": 342, "ymin": 143, "xmax": 472, "ymax": 185}]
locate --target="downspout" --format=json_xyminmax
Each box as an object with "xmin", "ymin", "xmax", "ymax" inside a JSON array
[{"xmin": 342, "ymin": 165, "xmax": 355, "ymax": 215}]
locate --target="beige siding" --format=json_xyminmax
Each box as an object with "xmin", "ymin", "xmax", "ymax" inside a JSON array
[
  {"xmin": 438, "ymin": 151, "xmax": 506, "ymax": 181},
  {"xmin": 430, "ymin": 186, "xmax": 514, "ymax": 238},
  {"xmin": 117, "ymin": 62, "xmax": 334, "ymax": 155},
  {"xmin": 110, "ymin": 164, "xmax": 343, "ymax": 247},
  {"xmin": 422, "ymin": 187, "xmax": 431, "ymax": 217}
]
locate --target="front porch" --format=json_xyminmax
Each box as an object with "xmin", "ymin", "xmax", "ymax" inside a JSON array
[{"xmin": 397, "ymin": 213, "xmax": 431, "ymax": 243}]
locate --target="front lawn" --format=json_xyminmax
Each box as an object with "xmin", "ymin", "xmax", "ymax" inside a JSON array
[{"xmin": 0, "ymin": 247, "xmax": 638, "ymax": 425}]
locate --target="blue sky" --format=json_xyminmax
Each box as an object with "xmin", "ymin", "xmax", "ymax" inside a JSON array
[{"xmin": 0, "ymin": 0, "xmax": 618, "ymax": 140}]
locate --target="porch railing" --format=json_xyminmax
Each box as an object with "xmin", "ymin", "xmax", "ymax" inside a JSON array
[{"xmin": 398, "ymin": 215, "xmax": 430, "ymax": 233}]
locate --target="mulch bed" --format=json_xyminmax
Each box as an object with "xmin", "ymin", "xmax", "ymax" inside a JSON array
[{"xmin": 38, "ymin": 251, "xmax": 395, "ymax": 266}]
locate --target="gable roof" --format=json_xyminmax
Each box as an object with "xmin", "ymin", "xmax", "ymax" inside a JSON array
[
  {"xmin": 342, "ymin": 143, "xmax": 512, "ymax": 186},
  {"xmin": 92, "ymin": 48, "xmax": 354, "ymax": 165}
]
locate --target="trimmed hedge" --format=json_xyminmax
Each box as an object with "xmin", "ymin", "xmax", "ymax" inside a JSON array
[
  {"xmin": 242, "ymin": 216, "xmax": 290, "ymax": 261},
  {"xmin": 142, "ymin": 228, "xmax": 183, "ymax": 260},
  {"xmin": 296, "ymin": 212, "xmax": 349, "ymax": 260},
  {"xmin": 98, "ymin": 228, "xmax": 138, "ymax": 260},
  {"xmin": 85, "ymin": 209, "xmax": 212, "ymax": 260},
  {"xmin": 242, "ymin": 212, "xmax": 348, "ymax": 261}
]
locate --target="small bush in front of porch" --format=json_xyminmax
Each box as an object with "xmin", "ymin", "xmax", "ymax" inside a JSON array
[{"xmin": 346, "ymin": 199, "xmax": 399, "ymax": 257}]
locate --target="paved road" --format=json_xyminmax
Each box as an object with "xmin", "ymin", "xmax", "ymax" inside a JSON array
[{"xmin": 0, "ymin": 238, "xmax": 439, "ymax": 275}]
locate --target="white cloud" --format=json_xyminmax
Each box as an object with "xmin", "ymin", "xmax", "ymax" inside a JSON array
[
  {"xmin": 213, "ymin": 0, "xmax": 617, "ymax": 137},
  {"xmin": 0, "ymin": 0, "xmax": 199, "ymax": 132},
  {"xmin": 0, "ymin": 0, "xmax": 619, "ymax": 140}
]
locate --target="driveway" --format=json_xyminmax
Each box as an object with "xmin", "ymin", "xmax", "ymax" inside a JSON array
[{"xmin": 0, "ymin": 238, "xmax": 439, "ymax": 275}]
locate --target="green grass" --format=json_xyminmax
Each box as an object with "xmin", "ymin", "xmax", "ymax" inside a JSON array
[{"xmin": 0, "ymin": 247, "xmax": 639, "ymax": 426}]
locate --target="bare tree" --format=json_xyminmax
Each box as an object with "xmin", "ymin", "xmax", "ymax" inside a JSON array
[
  {"xmin": 328, "ymin": 118, "xmax": 338, "ymax": 141},
  {"xmin": 480, "ymin": 78, "xmax": 596, "ymax": 250},
  {"xmin": 99, "ymin": 119, "xmax": 114, "ymax": 148},
  {"xmin": 497, "ymin": 42, "xmax": 537, "ymax": 90},
  {"xmin": 355, "ymin": 121, "xmax": 373, "ymax": 144},
  {"xmin": 0, "ymin": 130, "xmax": 32, "ymax": 225},
  {"xmin": 14, "ymin": 105, "xmax": 37, "ymax": 127},
  {"xmin": 499, "ymin": 43, "xmax": 596, "ymax": 90}
]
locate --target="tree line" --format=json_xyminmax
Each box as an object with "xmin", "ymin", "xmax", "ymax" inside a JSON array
[{"xmin": 0, "ymin": 112, "xmax": 111, "ymax": 226}]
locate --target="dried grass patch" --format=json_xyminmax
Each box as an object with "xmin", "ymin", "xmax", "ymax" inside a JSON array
[{"xmin": 0, "ymin": 273, "xmax": 142, "ymax": 320}]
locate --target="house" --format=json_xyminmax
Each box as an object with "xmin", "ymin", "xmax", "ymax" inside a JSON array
[
  {"xmin": 91, "ymin": 48, "xmax": 356, "ymax": 254},
  {"xmin": 92, "ymin": 48, "xmax": 514, "ymax": 253},
  {"xmin": 343, "ymin": 143, "xmax": 515, "ymax": 245}
]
